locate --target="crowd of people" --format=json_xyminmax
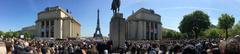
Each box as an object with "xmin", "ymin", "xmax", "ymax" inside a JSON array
[
  {"xmin": 0, "ymin": 35, "xmax": 240, "ymax": 54},
  {"xmin": 0, "ymin": 38, "xmax": 112, "ymax": 54},
  {"xmin": 120, "ymin": 38, "xmax": 221, "ymax": 54}
]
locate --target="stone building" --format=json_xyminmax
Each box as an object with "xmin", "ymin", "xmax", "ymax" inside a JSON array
[
  {"xmin": 126, "ymin": 8, "xmax": 162, "ymax": 40},
  {"xmin": 20, "ymin": 25, "xmax": 36, "ymax": 38},
  {"xmin": 35, "ymin": 6, "xmax": 81, "ymax": 39}
]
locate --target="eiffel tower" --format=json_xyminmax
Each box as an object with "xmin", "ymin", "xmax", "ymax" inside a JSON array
[{"xmin": 93, "ymin": 9, "xmax": 103, "ymax": 39}]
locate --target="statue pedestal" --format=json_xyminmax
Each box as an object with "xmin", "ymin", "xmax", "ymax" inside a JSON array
[{"xmin": 109, "ymin": 13, "xmax": 126, "ymax": 52}]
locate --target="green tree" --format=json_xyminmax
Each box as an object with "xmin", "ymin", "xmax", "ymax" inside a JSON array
[
  {"xmin": 162, "ymin": 28, "xmax": 183, "ymax": 39},
  {"xmin": 12, "ymin": 32, "xmax": 20, "ymax": 38},
  {"xmin": 178, "ymin": 10, "xmax": 210, "ymax": 39},
  {"xmin": 174, "ymin": 32, "xmax": 183, "ymax": 38},
  {"xmin": 0, "ymin": 31, "xmax": 4, "ymax": 37},
  {"xmin": 162, "ymin": 28, "xmax": 171, "ymax": 38},
  {"xmin": 24, "ymin": 32, "xmax": 30, "ymax": 39},
  {"xmin": 230, "ymin": 21, "xmax": 240, "ymax": 36},
  {"xmin": 218, "ymin": 13, "xmax": 235, "ymax": 38},
  {"xmin": 4, "ymin": 32, "xmax": 13, "ymax": 38},
  {"xmin": 204, "ymin": 28, "xmax": 222, "ymax": 38}
]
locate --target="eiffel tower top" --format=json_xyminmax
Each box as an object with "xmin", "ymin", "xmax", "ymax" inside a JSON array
[{"xmin": 97, "ymin": 9, "xmax": 100, "ymax": 27}]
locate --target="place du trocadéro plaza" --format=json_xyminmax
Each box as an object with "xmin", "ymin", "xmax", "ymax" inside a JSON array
[{"xmin": 0, "ymin": 0, "xmax": 240, "ymax": 54}]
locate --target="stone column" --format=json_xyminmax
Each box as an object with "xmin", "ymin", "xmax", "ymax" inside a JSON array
[
  {"xmin": 44, "ymin": 20, "xmax": 47, "ymax": 38},
  {"xmin": 148, "ymin": 22, "xmax": 151, "ymax": 40},
  {"xmin": 54, "ymin": 19, "xmax": 63, "ymax": 39},
  {"xmin": 126, "ymin": 22, "xmax": 130, "ymax": 40},
  {"xmin": 152, "ymin": 23, "xmax": 156, "ymax": 40},
  {"xmin": 36, "ymin": 21, "xmax": 41, "ymax": 38},
  {"xmin": 157, "ymin": 23, "xmax": 159, "ymax": 40},
  {"xmin": 159, "ymin": 23, "xmax": 162, "ymax": 40},
  {"xmin": 137, "ymin": 21, "xmax": 140, "ymax": 40},
  {"xmin": 70, "ymin": 20, "xmax": 72, "ymax": 38},
  {"xmin": 54, "ymin": 20, "xmax": 57, "ymax": 38},
  {"xmin": 48, "ymin": 20, "xmax": 51, "ymax": 38},
  {"xmin": 59, "ymin": 19, "xmax": 63, "ymax": 39},
  {"xmin": 143, "ymin": 21, "xmax": 146, "ymax": 40},
  {"xmin": 146, "ymin": 22, "xmax": 148, "ymax": 40},
  {"xmin": 137, "ymin": 21, "xmax": 143, "ymax": 40},
  {"xmin": 40, "ymin": 21, "xmax": 44, "ymax": 37}
]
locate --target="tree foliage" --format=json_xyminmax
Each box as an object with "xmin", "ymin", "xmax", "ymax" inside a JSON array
[
  {"xmin": 204, "ymin": 28, "xmax": 222, "ymax": 38},
  {"xmin": 162, "ymin": 28, "xmax": 183, "ymax": 39},
  {"xmin": 230, "ymin": 21, "xmax": 240, "ymax": 36},
  {"xmin": 218, "ymin": 13, "xmax": 235, "ymax": 38},
  {"xmin": 13, "ymin": 32, "xmax": 20, "ymax": 38},
  {"xmin": 4, "ymin": 32, "xmax": 13, "ymax": 38},
  {"xmin": 24, "ymin": 32, "xmax": 31, "ymax": 39},
  {"xmin": 178, "ymin": 10, "xmax": 210, "ymax": 39},
  {"xmin": 3, "ymin": 32, "xmax": 20, "ymax": 38},
  {"xmin": 0, "ymin": 31, "xmax": 3, "ymax": 37}
]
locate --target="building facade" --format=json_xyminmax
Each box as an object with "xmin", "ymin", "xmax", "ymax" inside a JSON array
[
  {"xmin": 126, "ymin": 8, "xmax": 162, "ymax": 40},
  {"xmin": 20, "ymin": 25, "xmax": 36, "ymax": 38},
  {"xmin": 35, "ymin": 6, "xmax": 81, "ymax": 39}
]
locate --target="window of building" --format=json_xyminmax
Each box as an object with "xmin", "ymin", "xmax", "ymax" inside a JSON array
[
  {"xmin": 41, "ymin": 21, "xmax": 44, "ymax": 28},
  {"xmin": 50, "ymin": 22, "xmax": 54, "ymax": 37},
  {"xmin": 46, "ymin": 20, "xmax": 49, "ymax": 26},
  {"xmin": 46, "ymin": 31, "xmax": 49, "ymax": 37},
  {"xmin": 146, "ymin": 32, "xmax": 149, "ymax": 40},
  {"xmin": 155, "ymin": 34, "xmax": 157, "ymax": 40},
  {"xmin": 51, "ymin": 32, "xmax": 54, "ymax": 37},
  {"xmin": 155, "ymin": 23, "xmax": 158, "ymax": 28},
  {"xmin": 41, "ymin": 32, "xmax": 44, "ymax": 37},
  {"xmin": 51, "ymin": 20, "xmax": 54, "ymax": 26}
]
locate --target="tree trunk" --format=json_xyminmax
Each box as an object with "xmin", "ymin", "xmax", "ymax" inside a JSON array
[
  {"xmin": 226, "ymin": 29, "xmax": 228, "ymax": 38},
  {"xmin": 195, "ymin": 32, "xmax": 198, "ymax": 39}
]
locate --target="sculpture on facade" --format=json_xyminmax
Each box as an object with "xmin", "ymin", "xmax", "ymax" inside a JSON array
[{"xmin": 111, "ymin": 0, "xmax": 121, "ymax": 13}]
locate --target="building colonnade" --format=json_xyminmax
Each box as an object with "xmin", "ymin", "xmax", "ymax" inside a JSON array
[{"xmin": 128, "ymin": 20, "xmax": 161, "ymax": 40}]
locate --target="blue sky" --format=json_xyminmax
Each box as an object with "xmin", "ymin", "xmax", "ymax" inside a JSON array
[{"xmin": 0, "ymin": 0, "xmax": 240, "ymax": 37}]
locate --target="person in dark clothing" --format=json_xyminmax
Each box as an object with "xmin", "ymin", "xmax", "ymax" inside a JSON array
[
  {"xmin": 97, "ymin": 42, "xmax": 106, "ymax": 54},
  {"xmin": 173, "ymin": 44, "xmax": 181, "ymax": 54},
  {"xmin": 212, "ymin": 47, "xmax": 220, "ymax": 54},
  {"xmin": 160, "ymin": 44, "xmax": 167, "ymax": 54},
  {"xmin": 59, "ymin": 45, "xmax": 64, "ymax": 54},
  {"xmin": 74, "ymin": 47, "xmax": 82, "ymax": 54},
  {"xmin": 68, "ymin": 46, "xmax": 74, "ymax": 54},
  {"xmin": 182, "ymin": 44, "xmax": 198, "ymax": 54},
  {"xmin": 147, "ymin": 46, "xmax": 153, "ymax": 54},
  {"xmin": 136, "ymin": 45, "xmax": 141, "ymax": 54},
  {"xmin": 107, "ymin": 40, "xmax": 113, "ymax": 53},
  {"xmin": 41, "ymin": 46, "xmax": 47, "ymax": 54},
  {"xmin": 168, "ymin": 45, "xmax": 174, "ymax": 54},
  {"xmin": 131, "ymin": 45, "xmax": 137, "ymax": 54}
]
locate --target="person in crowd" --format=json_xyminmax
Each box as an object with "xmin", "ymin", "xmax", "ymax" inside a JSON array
[
  {"xmin": 0, "ymin": 42, "xmax": 7, "ymax": 54},
  {"xmin": 220, "ymin": 35, "xmax": 240, "ymax": 54},
  {"xmin": 182, "ymin": 44, "xmax": 198, "ymax": 54},
  {"xmin": 0, "ymin": 37, "xmax": 233, "ymax": 54}
]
